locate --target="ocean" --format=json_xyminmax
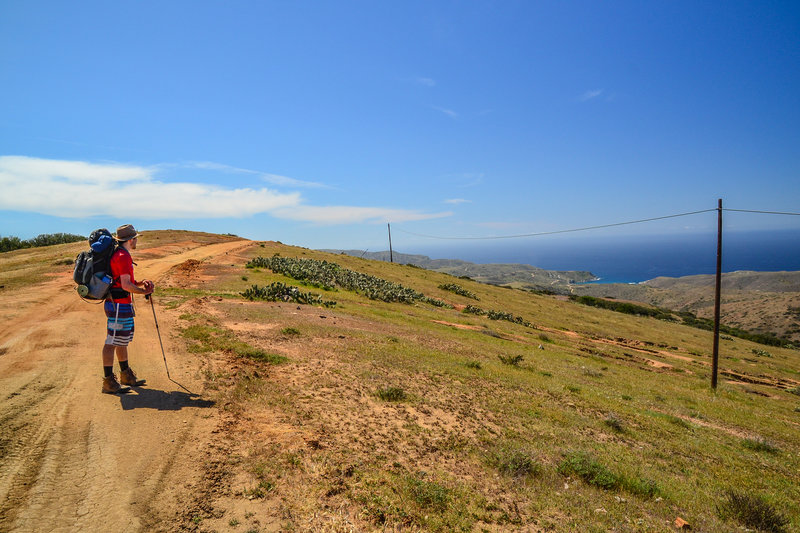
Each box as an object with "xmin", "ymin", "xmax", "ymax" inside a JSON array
[{"xmin": 412, "ymin": 229, "xmax": 800, "ymax": 284}]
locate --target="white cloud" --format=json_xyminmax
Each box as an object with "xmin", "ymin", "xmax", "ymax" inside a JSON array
[
  {"xmin": 442, "ymin": 172, "xmax": 484, "ymax": 188},
  {"xmin": 190, "ymin": 161, "xmax": 330, "ymax": 189},
  {"xmin": 444, "ymin": 198, "xmax": 471, "ymax": 205},
  {"xmin": 0, "ymin": 156, "xmax": 299, "ymax": 219},
  {"xmin": 0, "ymin": 155, "xmax": 150, "ymax": 184},
  {"xmin": 272, "ymin": 205, "xmax": 452, "ymax": 225},
  {"xmin": 580, "ymin": 89, "xmax": 603, "ymax": 102},
  {"xmin": 416, "ymin": 77, "xmax": 436, "ymax": 87},
  {"xmin": 432, "ymin": 106, "xmax": 458, "ymax": 118},
  {"xmin": 0, "ymin": 156, "xmax": 449, "ymax": 225}
]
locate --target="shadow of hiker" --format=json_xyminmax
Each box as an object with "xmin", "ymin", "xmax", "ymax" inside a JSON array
[{"xmin": 118, "ymin": 387, "xmax": 215, "ymax": 411}]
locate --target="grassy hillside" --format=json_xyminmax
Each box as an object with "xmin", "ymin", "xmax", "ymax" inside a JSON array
[
  {"xmin": 148, "ymin": 234, "xmax": 800, "ymax": 532},
  {"xmin": 6, "ymin": 231, "xmax": 797, "ymax": 531}
]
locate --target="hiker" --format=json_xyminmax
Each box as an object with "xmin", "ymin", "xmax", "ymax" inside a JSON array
[{"xmin": 101, "ymin": 224, "xmax": 155, "ymax": 394}]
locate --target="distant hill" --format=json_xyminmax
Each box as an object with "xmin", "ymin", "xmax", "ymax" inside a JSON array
[
  {"xmin": 319, "ymin": 249, "xmax": 597, "ymax": 287},
  {"xmin": 571, "ymin": 270, "xmax": 800, "ymax": 343}
]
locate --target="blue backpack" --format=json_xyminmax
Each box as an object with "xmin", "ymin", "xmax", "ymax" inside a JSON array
[{"xmin": 73, "ymin": 228, "xmax": 116, "ymax": 300}]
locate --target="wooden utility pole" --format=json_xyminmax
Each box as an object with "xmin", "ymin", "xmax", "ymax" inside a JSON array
[
  {"xmin": 388, "ymin": 223, "xmax": 393, "ymax": 263},
  {"xmin": 711, "ymin": 199, "xmax": 723, "ymax": 389}
]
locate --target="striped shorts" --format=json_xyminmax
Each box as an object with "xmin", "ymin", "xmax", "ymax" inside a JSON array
[{"xmin": 105, "ymin": 301, "xmax": 135, "ymax": 346}]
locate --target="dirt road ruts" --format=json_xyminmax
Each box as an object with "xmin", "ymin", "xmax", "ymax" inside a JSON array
[{"xmin": 0, "ymin": 240, "xmax": 248, "ymax": 532}]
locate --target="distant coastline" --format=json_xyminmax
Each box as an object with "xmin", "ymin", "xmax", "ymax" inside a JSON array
[
  {"xmin": 320, "ymin": 249, "xmax": 598, "ymax": 287},
  {"xmin": 408, "ymin": 228, "xmax": 800, "ymax": 284},
  {"xmin": 323, "ymin": 228, "xmax": 800, "ymax": 287}
]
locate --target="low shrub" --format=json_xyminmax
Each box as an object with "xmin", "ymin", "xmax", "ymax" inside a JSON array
[
  {"xmin": 679, "ymin": 311, "xmax": 795, "ymax": 348},
  {"xmin": 241, "ymin": 282, "xmax": 337, "ymax": 307},
  {"xmin": 438, "ymin": 283, "xmax": 479, "ymax": 300},
  {"xmin": 487, "ymin": 444, "xmax": 540, "ymax": 478},
  {"xmin": 246, "ymin": 256, "xmax": 451, "ymax": 307},
  {"xmin": 717, "ymin": 490, "xmax": 789, "ymax": 533},
  {"xmin": 487, "ymin": 310, "xmax": 532, "ymax": 327},
  {"xmin": 742, "ymin": 437, "xmax": 780, "ymax": 454},
  {"xmin": 604, "ymin": 413, "xmax": 625, "ymax": 433},
  {"xmin": 406, "ymin": 476, "xmax": 451, "ymax": 511},
  {"xmin": 462, "ymin": 305, "xmax": 534, "ymax": 328},
  {"xmin": 571, "ymin": 295, "xmax": 674, "ymax": 321},
  {"xmin": 582, "ymin": 367, "xmax": 603, "ymax": 378},
  {"xmin": 498, "ymin": 354, "xmax": 523, "ymax": 366},
  {"xmin": 377, "ymin": 387, "xmax": 407, "ymax": 402}
]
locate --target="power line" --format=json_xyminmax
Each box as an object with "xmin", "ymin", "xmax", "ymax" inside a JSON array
[
  {"xmin": 724, "ymin": 208, "xmax": 800, "ymax": 216},
  {"xmin": 397, "ymin": 208, "xmax": 717, "ymax": 241}
]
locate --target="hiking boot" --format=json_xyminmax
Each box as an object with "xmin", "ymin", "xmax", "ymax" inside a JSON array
[
  {"xmin": 102, "ymin": 374, "xmax": 131, "ymax": 394},
  {"xmin": 120, "ymin": 367, "xmax": 146, "ymax": 387}
]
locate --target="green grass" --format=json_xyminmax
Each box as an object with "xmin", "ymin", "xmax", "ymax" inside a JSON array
[
  {"xmin": 243, "ymin": 479, "xmax": 275, "ymax": 499},
  {"xmin": 557, "ymin": 451, "xmax": 660, "ymax": 498},
  {"xmin": 354, "ymin": 468, "xmax": 474, "ymax": 532},
  {"xmin": 558, "ymin": 451, "xmax": 621, "ymax": 490},
  {"xmin": 645, "ymin": 410, "xmax": 692, "ymax": 429},
  {"xmin": 181, "ymin": 323, "xmax": 287, "ymax": 365}
]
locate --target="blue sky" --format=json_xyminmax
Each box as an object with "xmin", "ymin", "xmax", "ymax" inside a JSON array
[{"xmin": 1, "ymin": 1, "xmax": 798, "ymax": 255}]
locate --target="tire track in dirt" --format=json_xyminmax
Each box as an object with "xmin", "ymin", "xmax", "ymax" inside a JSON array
[{"xmin": 0, "ymin": 239, "xmax": 249, "ymax": 532}]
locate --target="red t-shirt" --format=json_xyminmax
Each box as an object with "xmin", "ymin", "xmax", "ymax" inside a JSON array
[{"xmin": 109, "ymin": 248, "xmax": 135, "ymax": 303}]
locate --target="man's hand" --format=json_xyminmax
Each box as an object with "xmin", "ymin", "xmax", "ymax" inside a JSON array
[{"xmin": 142, "ymin": 280, "xmax": 155, "ymax": 295}]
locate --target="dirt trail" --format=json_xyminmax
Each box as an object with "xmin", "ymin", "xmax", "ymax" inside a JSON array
[{"xmin": 0, "ymin": 239, "xmax": 249, "ymax": 532}]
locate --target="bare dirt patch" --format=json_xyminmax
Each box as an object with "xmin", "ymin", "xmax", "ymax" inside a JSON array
[{"xmin": 432, "ymin": 319, "xmax": 483, "ymax": 331}]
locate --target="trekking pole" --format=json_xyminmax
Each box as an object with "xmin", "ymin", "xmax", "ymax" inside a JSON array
[
  {"xmin": 146, "ymin": 293, "xmax": 171, "ymax": 379},
  {"xmin": 146, "ymin": 293, "xmax": 192, "ymax": 393}
]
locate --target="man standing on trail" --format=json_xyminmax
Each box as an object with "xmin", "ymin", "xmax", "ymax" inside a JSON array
[{"xmin": 101, "ymin": 224, "xmax": 155, "ymax": 394}]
